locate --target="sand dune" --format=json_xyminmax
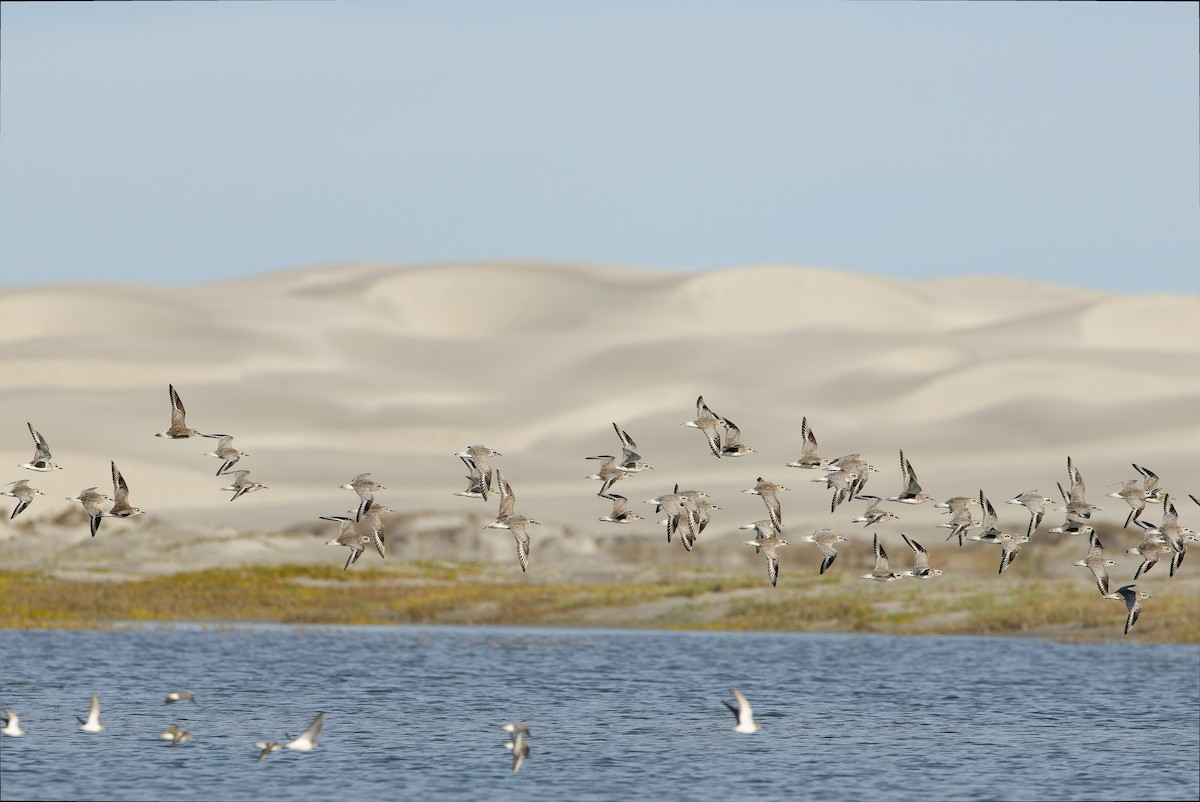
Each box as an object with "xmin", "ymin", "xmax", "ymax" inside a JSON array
[{"xmin": 1, "ymin": 261, "xmax": 1197, "ymax": 574}]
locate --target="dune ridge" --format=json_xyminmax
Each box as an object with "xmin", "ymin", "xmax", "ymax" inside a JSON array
[{"xmin": 1, "ymin": 261, "xmax": 1197, "ymax": 562}]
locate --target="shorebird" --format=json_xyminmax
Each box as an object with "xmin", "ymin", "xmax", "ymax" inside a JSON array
[
  {"xmin": 169, "ymin": 729, "xmax": 193, "ymax": 746},
  {"xmin": 681, "ymin": 396, "xmax": 723, "ymax": 458},
  {"xmin": 357, "ymin": 503, "xmax": 391, "ymax": 559},
  {"xmin": 612, "ymin": 422, "xmax": 653, "ymax": 472},
  {"xmin": 165, "ymin": 691, "xmax": 197, "ymax": 704},
  {"xmin": 65, "ymin": 487, "xmax": 110, "ymax": 537},
  {"xmin": 486, "ymin": 473, "xmax": 538, "ymax": 572},
  {"xmin": 284, "ymin": 712, "xmax": 324, "ymax": 751},
  {"xmin": 161, "ymin": 725, "xmax": 182, "ymax": 741},
  {"xmin": 742, "ymin": 477, "xmax": 786, "ymax": 531},
  {"xmin": 1, "ymin": 709, "xmax": 24, "ymax": 737},
  {"xmin": 501, "ymin": 722, "xmax": 531, "ymax": 736},
  {"xmin": 900, "ymin": 534, "xmax": 943, "ymax": 578},
  {"xmin": 860, "ymin": 533, "xmax": 903, "ymax": 581},
  {"xmin": 455, "ymin": 446, "xmax": 502, "ymax": 495},
  {"xmin": 827, "ymin": 454, "xmax": 877, "ymax": 498},
  {"xmin": 1126, "ymin": 530, "xmax": 1172, "ymax": 580},
  {"xmin": 221, "ymin": 470, "xmax": 267, "ymax": 502},
  {"xmin": 739, "ymin": 520, "xmax": 777, "ymax": 553},
  {"xmin": 887, "ymin": 450, "xmax": 933, "ymax": 504},
  {"xmin": 691, "ymin": 499, "xmax": 721, "ymax": 537},
  {"xmin": 598, "ymin": 493, "xmax": 642, "ymax": 524},
  {"xmin": 504, "ymin": 730, "xmax": 531, "ymax": 773},
  {"xmin": 722, "ymin": 689, "xmax": 762, "ymax": 734},
  {"xmin": 937, "ymin": 505, "xmax": 978, "ymax": 547},
  {"xmin": 1106, "ymin": 478, "xmax": 1147, "ymax": 529},
  {"xmin": 585, "ymin": 456, "xmax": 626, "ymax": 497},
  {"xmin": 321, "ymin": 516, "xmax": 372, "ymax": 571},
  {"xmin": 1006, "ymin": 490, "xmax": 1053, "ymax": 538},
  {"xmin": 78, "ymin": 693, "xmax": 104, "ymax": 732},
  {"xmin": 934, "ymin": 495, "xmax": 977, "ymax": 513},
  {"xmin": 742, "ymin": 532, "xmax": 789, "ymax": 587},
  {"xmin": 849, "ymin": 495, "xmax": 897, "ymax": 527},
  {"xmin": 202, "ymin": 435, "xmax": 248, "ymax": 476},
  {"xmin": 969, "ymin": 491, "xmax": 1027, "ymax": 573},
  {"xmin": 796, "ymin": 528, "xmax": 848, "ymax": 575},
  {"xmin": 785, "ymin": 416, "xmax": 828, "ymax": 469},
  {"xmin": 2, "ymin": 479, "xmax": 43, "ymax": 520},
  {"xmin": 1071, "ymin": 532, "xmax": 1116, "ymax": 596},
  {"xmin": 1058, "ymin": 456, "xmax": 1100, "ymax": 522},
  {"xmin": 1139, "ymin": 495, "xmax": 1196, "ymax": 577},
  {"xmin": 1133, "ymin": 463, "xmax": 1165, "ymax": 504},
  {"xmin": 813, "ymin": 468, "xmax": 860, "ymax": 513},
  {"xmin": 1047, "ymin": 520, "xmax": 1095, "ymax": 537},
  {"xmin": 1103, "ymin": 585, "xmax": 1150, "ymax": 635},
  {"xmin": 155, "ymin": 384, "xmax": 216, "ymax": 439},
  {"xmin": 341, "ymin": 473, "xmax": 384, "ymax": 520},
  {"xmin": 718, "ymin": 416, "xmax": 754, "ymax": 457},
  {"xmin": 645, "ymin": 488, "xmax": 698, "ymax": 551},
  {"xmin": 19, "ymin": 422, "xmax": 63, "ymax": 471},
  {"xmin": 255, "ymin": 741, "xmax": 282, "ymax": 762},
  {"xmin": 453, "ymin": 455, "xmax": 489, "ymax": 501},
  {"xmin": 106, "ymin": 461, "xmax": 144, "ymax": 518}
]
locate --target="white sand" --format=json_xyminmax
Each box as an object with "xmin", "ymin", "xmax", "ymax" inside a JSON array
[{"xmin": 1, "ymin": 261, "xmax": 1197, "ymax": 576}]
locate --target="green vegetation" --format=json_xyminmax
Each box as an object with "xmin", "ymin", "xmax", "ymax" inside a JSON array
[{"xmin": 0, "ymin": 566, "xmax": 1195, "ymax": 643}]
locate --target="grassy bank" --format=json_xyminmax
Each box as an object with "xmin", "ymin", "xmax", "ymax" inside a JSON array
[{"xmin": 0, "ymin": 564, "xmax": 1196, "ymax": 643}]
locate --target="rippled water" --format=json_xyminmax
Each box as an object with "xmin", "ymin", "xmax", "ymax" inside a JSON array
[{"xmin": 1, "ymin": 626, "xmax": 1197, "ymax": 801}]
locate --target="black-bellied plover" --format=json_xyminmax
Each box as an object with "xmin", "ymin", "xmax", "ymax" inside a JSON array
[
  {"xmin": 65, "ymin": 487, "xmax": 110, "ymax": 537},
  {"xmin": 202, "ymin": 435, "xmax": 248, "ymax": 476},
  {"xmin": 165, "ymin": 691, "xmax": 197, "ymax": 704},
  {"xmin": 645, "ymin": 488, "xmax": 698, "ymax": 551},
  {"xmin": 718, "ymin": 416, "xmax": 754, "ymax": 457},
  {"xmin": 886, "ymin": 450, "xmax": 933, "ymax": 504},
  {"xmin": 813, "ymin": 468, "xmax": 860, "ymax": 513},
  {"xmin": 742, "ymin": 532, "xmax": 788, "ymax": 587},
  {"xmin": 1, "ymin": 479, "xmax": 43, "ymax": 520},
  {"xmin": 1059, "ymin": 456, "xmax": 1100, "ymax": 521},
  {"xmin": 341, "ymin": 473, "xmax": 384, "ymax": 520},
  {"xmin": 19, "ymin": 422, "xmax": 63, "ymax": 472},
  {"xmin": 169, "ymin": 729, "xmax": 193, "ymax": 746},
  {"xmin": 155, "ymin": 385, "xmax": 216, "ymax": 439},
  {"xmin": 1106, "ymin": 478, "xmax": 1147, "ymax": 529},
  {"xmin": 1126, "ymin": 529, "xmax": 1172, "ymax": 580},
  {"xmin": 691, "ymin": 499, "xmax": 720, "ymax": 537},
  {"xmin": 161, "ymin": 725, "xmax": 182, "ymax": 740},
  {"xmin": 455, "ymin": 445, "xmax": 502, "ymax": 495},
  {"xmin": 321, "ymin": 516, "xmax": 372, "ymax": 571},
  {"xmin": 1132, "ymin": 463, "xmax": 1165, "ymax": 504},
  {"xmin": 1, "ymin": 709, "xmax": 24, "ymax": 737},
  {"xmin": 934, "ymin": 495, "xmax": 977, "ymax": 513},
  {"xmin": 738, "ymin": 520, "xmax": 776, "ymax": 553},
  {"xmin": 723, "ymin": 689, "xmax": 762, "ymax": 734},
  {"xmin": 1138, "ymin": 495, "xmax": 1196, "ymax": 577},
  {"xmin": 1103, "ymin": 584, "xmax": 1150, "ymax": 635},
  {"xmin": 585, "ymin": 456, "xmax": 626, "ymax": 497},
  {"xmin": 454, "ymin": 455, "xmax": 489, "ymax": 501},
  {"xmin": 681, "ymin": 396, "xmax": 723, "ymax": 458},
  {"xmin": 860, "ymin": 533, "xmax": 903, "ymax": 581},
  {"xmin": 486, "ymin": 472, "xmax": 538, "ymax": 572},
  {"xmin": 78, "ymin": 693, "xmax": 104, "ymax": 732},
  {"xmin": 1005, "ymin": 490, "xmax": 1053, "ymax": 539},
  {"xmin": 598, "ymin": 493, "xmax": 642, "ymax": 524},
  {"xmin": 357, "ymin": 503, "xmax": 392, "ymax": 560},
  {"xmin": 106, "ymin": 461, "xmax": 144, "ymax": 518},
  {"xmin": 221, "ymin": 470, "xmax": 267, "ymax": 502},
  {"xmin": 796, "ymin": 528, "xmax": 848, "ymax": 575},
  {"xmin": 900, "ymin": 534, "xmax": 943, "ymax": 578},
  {"xmin": 612, "ymin": 422, "xmax": 653, "ymax": 472},
  {"xmin": 742, "ymin": 477, "xmax": 786, "ymax": 532},
  {"xmin": 1071, "ymin": 531, "xmax": 1115, "ymax": 595},
  {"xmin": 849, "ymin": 494, "xmax": 897, "ymax": 527},
  {"xmin": 284, "ymin": 712, "xmax": 324, "ymax": 751},
  {"xmin": 937, "ymin": 505, "xmax": 978, "ymax": 547},
  {"xmin": 785, "ymin": 416, "xmax": 828, "ymax": 469}
]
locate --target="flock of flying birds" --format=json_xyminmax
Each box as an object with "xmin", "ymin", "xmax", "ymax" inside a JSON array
[{"xmin": 2, "ymin": 388, "xmax": 1198, "ymax": 761}]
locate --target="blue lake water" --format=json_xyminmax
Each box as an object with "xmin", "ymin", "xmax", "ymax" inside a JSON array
[{"xmin": 1, "ymin": 626, "xmax": 1197, "ymax": 801}]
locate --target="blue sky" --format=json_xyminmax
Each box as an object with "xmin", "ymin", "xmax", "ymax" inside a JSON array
[{"xmin": 2, "ymin": 1, "xmax": 1196, "ymax": 293}]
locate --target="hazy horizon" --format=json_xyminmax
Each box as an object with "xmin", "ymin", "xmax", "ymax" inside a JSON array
[{"xmin": 2, "ymin": 2, "xmax": 1197, "ymax": 295}]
